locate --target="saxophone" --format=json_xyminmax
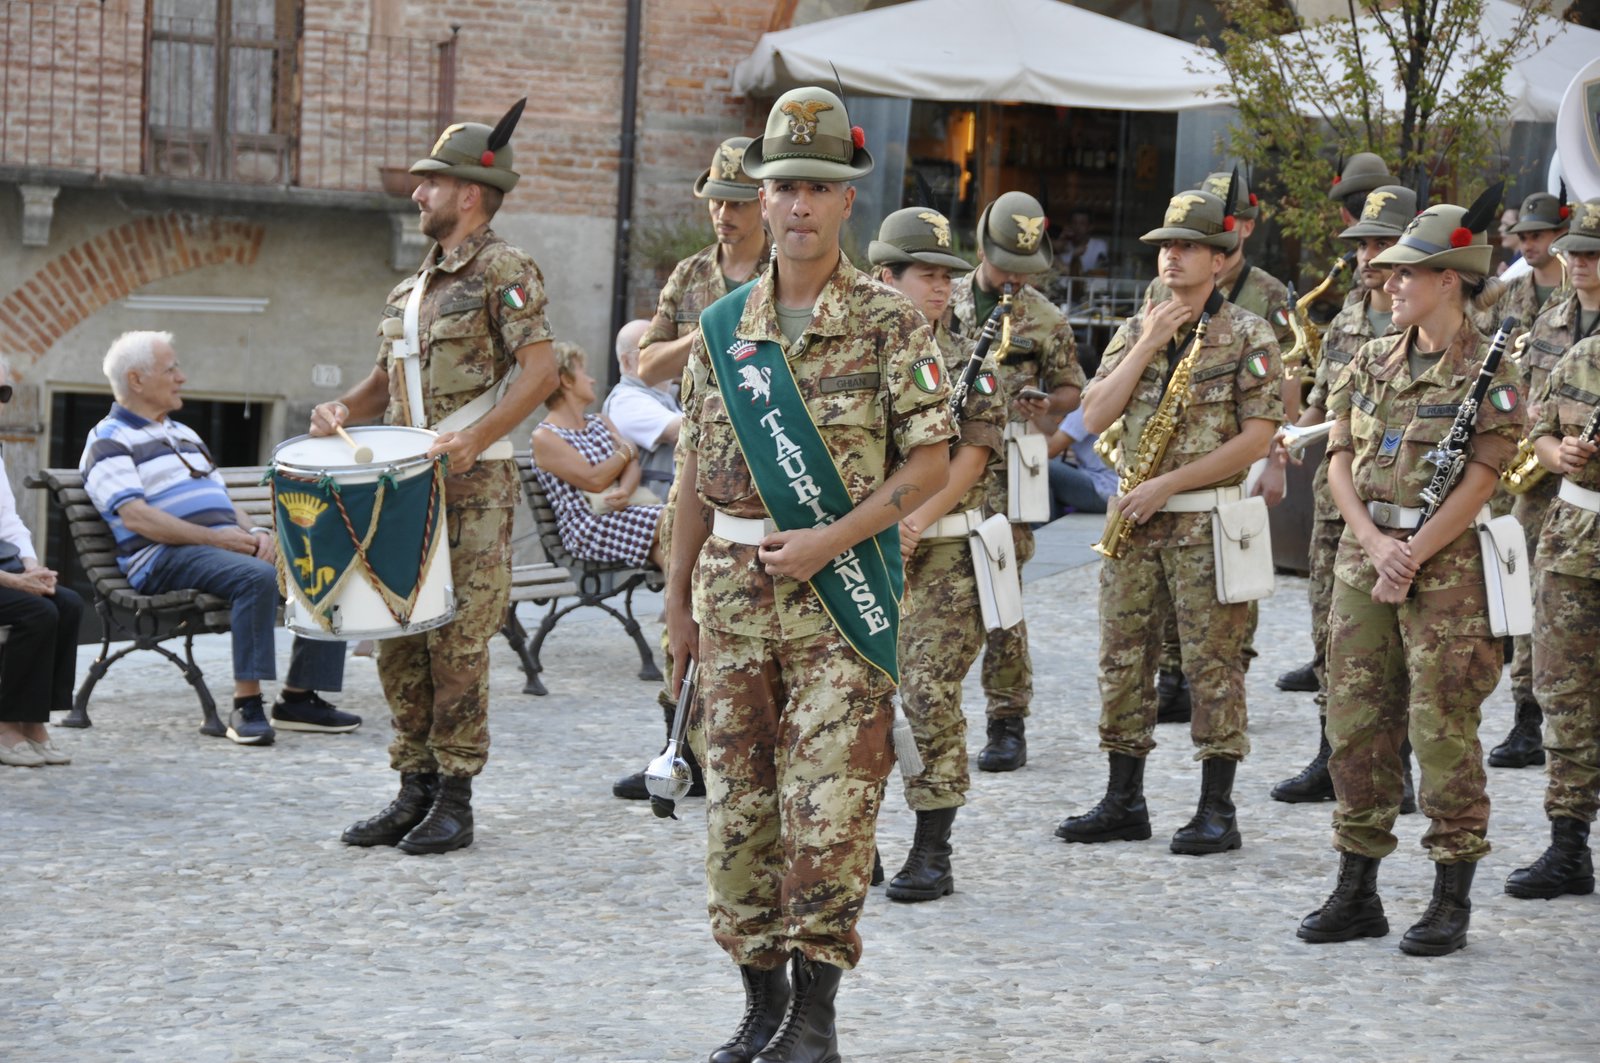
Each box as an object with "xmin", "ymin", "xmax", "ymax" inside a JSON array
[
  {"xmin": 1093, "ymin": 312, "xmax": 1213, "ymax": 560},
  {"xmin": 1284, "ymin": 252, "xmax": 1354, "ymax": 386},
  {"xmin": 1500, "ymin": 335, "xmax": 1547, "ymax": 495},
  {"xmin": 993, "ymin": 283, "xmax": 1016, "ymax": 363}
]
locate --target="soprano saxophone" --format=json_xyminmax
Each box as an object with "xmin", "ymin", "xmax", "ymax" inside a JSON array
[
  {"xmin": 1504, "ymin": 398, "xmax": 1600, "ymax": 495},
  {"xmin": 1092, "ymin": 312, "xmax": 1213, "ymax": 560}
]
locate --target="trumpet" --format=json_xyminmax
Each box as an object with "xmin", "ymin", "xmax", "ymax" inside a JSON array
[
  {"xmin": 645, "ymin": 659, "xmax": 697, "ymax": 820},
  {"xmin": 1277, "ymin": 420, "xmax": 1335, "ymax": 460}
]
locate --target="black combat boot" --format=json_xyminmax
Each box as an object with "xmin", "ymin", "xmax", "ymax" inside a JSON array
[
  {"xmin": 709, "ymin": 963, "xmax": 790, "ymax": 1063},
  {"xmin": 870, "ymin": 848, "xmax": 884, "ymax": 886},
  {"xmin": 1271, "ymin": 717, "xmax": 1335, "ymax": 803},
  {"xmin": 1399, "ymin": 861, "xmax": 1476, "ymax": 956},
  {"xmin": 886, "ymin": 807, "xmax": 957, "ymax": 903},
  {"xmin": 1399, "ymin": 738, "xmax": 1417, "ymax": 815},
  {"xmin": 614, "ymin": 703, "xmax": 707, "ymax": 799},
  {"xmin": 1170, "ymin": 757, "xmax": 1242, "ymax": 855},
  {"xmin": 1505, "ymin": 818, "xmax": 1595, "ymax": 900},
  {"xmin": 1155, "ymin": 669, "xmax": 1192, "ymax": 724},
  {"xmin": 341, "ymin": 772, "xmax": 439, "ymax": 847},
  {"xmin": 1056, "ymin": 753, "xmax": 1151, "ymax": 842},
  {"xmin": 1488, "ymin": 695, "xmax": 1546, "ymax": 768},
  {"xmin": 977, "ymin": 717, "xmax": 1026, "ymax": 772},
  {"xmin": 397, "ymin": 775, "xmax": 474, "ymax": 855},
  {"xmin": 1276, "ymin": 660, "xmax": 1319, "ymax": 692},
  {"xmin": 1298, "ymin": 852, "xmax": 1388, "ymax": 942},
  {"xmin": 752, "ymin": 951, "xmax": 843, "ymax": 1063}
]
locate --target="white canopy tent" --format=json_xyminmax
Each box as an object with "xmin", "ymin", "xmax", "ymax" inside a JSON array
[{"xmin": 731, "ymin": 0, "xmax": 1225, "ymax": 112}]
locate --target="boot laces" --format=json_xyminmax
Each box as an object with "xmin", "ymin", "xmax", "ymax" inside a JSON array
[
  {"xmin": 1314, "ymin": 859, "xmax": 1363, "ymax": 915},
  {"xmin": 763, "ymin": 967, "xmax": 814, "ymax": 1055}
]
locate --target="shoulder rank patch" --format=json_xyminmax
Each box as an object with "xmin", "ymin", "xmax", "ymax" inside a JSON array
[
  {"xmin": 911, "ymin": 356, "xmax": 943, "ymax": 393},
  {"xmin": 1487, "ymin": 385, "xmax": 1519, "ymax": 413},
  {"xmin": 1380, "ymin": 427, "xmax": 1403, "ymax": 456},
  {"xmin": 500, "ymin": 283, "xmax": 529, "ymax": 311},
  {"xmin": 974, "ymin": 370, "xmax": 998, "ymax": 395},
  {"xmin": 1245, "ymin": 350, "xmax": 1270, "ymax": 378},
  {"xmin": 1271, "ymin": 307, "xmax": 1290, "ymax": 330}
]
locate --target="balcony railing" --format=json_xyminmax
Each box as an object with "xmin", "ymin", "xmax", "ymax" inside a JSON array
[{"xmin": 1, "ymin": 0, "xmax": 455, "ymax": 195}]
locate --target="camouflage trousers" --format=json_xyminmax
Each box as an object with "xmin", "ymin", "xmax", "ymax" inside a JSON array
[
  {"xmin": 1098, "ymin": 540, "xmax": 1251, "ymax": 761},
  {"xmin": 1509, "ymin": 485, "xmax": 1555, "ymax": 706},
  {"xmin": 1307, "ymin": 517, "xmax": 1344, "ymax": 710},
  {"xmin": 700, "ymin": 624, "xmax": 895, "ymax": 971},
  {"xmin": 898, "ymin": 539, "xmax": 980, "ymax": 811},
  {"xmin": 1157, "ymin": 600, "xmax": 1258, "ymax": 674},
  {"xmin": 378, "ymin": 505, "xmax": 512, "ymax": 778},
  {"xmin": 981, "ymin": 521, "xmax": 1034, "ymax": 718},
  {"xmin": 1326, "ymin": 577, "xmax": 1496, "ymax": 863},
  {"xmin": 1532, "ymin": 569, "xmax": 1600, "ymax": 823}
]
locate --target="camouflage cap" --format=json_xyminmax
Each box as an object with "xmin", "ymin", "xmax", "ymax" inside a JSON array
[
  {"xmin": 1339, "ymin": 184, "xmax": 1419, "ymax": 240},
  {"xmin": 868, "ymin": 207, "xmax": 973, "ymax": 272},
  {"xmin": 976, "ymin": 191, "xmax": 1052, "ymax": 273},
  {"xmin": 1507, "ymin": 191, "xmax": 1571, "ymax": 233},
  {"xmin": 410, "ymin": 99, "xmax": 525, "ymax": 193},
  {"xmin": 741, "ymin": 87, "xmax": 873, "ymax": 182},
  {"xmin": 1328, "ymin": 151, "xmax": 1393, "ymax": 201},
  {"xmin": 1552, "ymin": 199, "xmax": 1600, "ymax": 253},
  {"xmin": 1199, "ymin": 170, "xmax": 1259, "ymax": 221},
  {"xmin": 693, "ymin": 136, "xmax": 760, "ymax": 202},
  {"xmin": 1372, "ymin": 200, "xmax": 1496, "ymax": 275},
  {"xmin": 1141, "ymin": 188, "xmax": 1239, "ymax": 252}
]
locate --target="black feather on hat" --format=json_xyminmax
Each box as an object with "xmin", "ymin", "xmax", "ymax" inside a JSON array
[
  {"xmin": 1461, "ymin": 180, "xmax": 1504, "ymax": 236},
  {"xmin": 1220, "ymin": 165, "xmax": 1239, "ymax": 232},
  {"xmin": 1559, "ymin": 177, "xmax": 1571, "ymax": 221},
  {"xmin": 486, "ymin": 98, "xmax": 526, "ymax": 156}
]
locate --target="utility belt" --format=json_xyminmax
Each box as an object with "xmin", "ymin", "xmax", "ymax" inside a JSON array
[
  {"xmin": 710, "ymin": 511, "xmax": 776, "ymax": 546},
  {"xmin": 923, "ymin": 508, "xmax": 985, "ymax": 541},
  {"xmin": 1558, "ymin": 479, "xmax": 1600, "ymax": 513},
  {"xmin": 1363, "ymin": 496, "xmax": 1530, "ymax": 637},
  {"xmin": 1159, "ymin": 484, "xmax": 1245, "ymax": 514},
  {"xmin": 1365, "ymin": 500, "xmax": 1426, "ymax": 531}
]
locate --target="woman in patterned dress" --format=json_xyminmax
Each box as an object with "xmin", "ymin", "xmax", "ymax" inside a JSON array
[{"xmin": 531, "ymin": 343, "xmax": 665, "ymax": 569}]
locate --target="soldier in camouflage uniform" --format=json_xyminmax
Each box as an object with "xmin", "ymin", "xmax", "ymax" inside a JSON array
[
  {"xmin": 1488, "ymin": 192, "xmax": 1585, "ymax": 771},
  {"xmin": 1299, "ymin": 193, "xmax": 1523, "ymax": 956},
  {"xmin": 312, "ymin": 101, "xmax": 558, "ymax": 855},
  {"xmin": 1271, "ymin": 185, "xmax": 1412, "ymax": 808},
  {"xmin": 1486, "ymin": 191, "xmax": 1571, "ymax": 339},
  {"xmin": 1504, "ymin": 199, "xmax": 1600, "ymax": 900},
  {"xmin": 868, "ymin": 207, "xmax": 1006, "ymax": 904},
  {"xmin": 949, "ymin": 191, "xmax": 1084, "ymax": 773},
  {"xmin": 665, "ymin": 88, "xmax": 957, "ymax": 1063},
  {"xmin": 1056, "ymin": 181, "xmax": 1283, "ymax": 856},
  {"xmin": 613, "ymin": 135, "xmax": 769, "ymax": 803}
]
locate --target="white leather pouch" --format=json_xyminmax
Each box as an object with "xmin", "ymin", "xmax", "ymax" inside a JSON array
[
  {"xmin": 1211, "ymin": 495, "xmax": 1275, "ymax": 603},
  {"xmin": 969, "ymin": 513, "xmax": 1024, "ymax": 631},
  {"xmin": 1477, "ymin": 512, "xmax": 1533, "ymax": 637},
  {"xmin": 1006, "ymin": 431, "xmax": 1051, "ymax": 524}
]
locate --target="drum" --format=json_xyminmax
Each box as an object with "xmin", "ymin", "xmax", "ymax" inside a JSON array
[{"xmin": 271, "ymin": 425, "xmax": 454, "ymax": 641}]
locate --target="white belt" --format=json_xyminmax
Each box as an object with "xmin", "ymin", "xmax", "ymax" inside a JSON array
[
  {"xmin": 1558, "ymin": 479, "xmax": 1600, "ymax": 513},
  {"xmin": 1366, "ymin": 500, "xmax": 1423, "ymax": 531},
  {"xmin": 923, "ymin": 508, "xmax": 984, "ymax": 540},
  {"xmin": 711, "ymin": 511, "xmax": 775, "ymax": 545},
  {"xmin": 1160, "ymin": 485, "xmax": 1244, "ymax": 514}
]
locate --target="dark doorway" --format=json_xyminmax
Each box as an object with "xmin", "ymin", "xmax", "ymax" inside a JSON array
[{"xmin": 44, "ymin": 392, "xmax": 264, "ymax": 643}]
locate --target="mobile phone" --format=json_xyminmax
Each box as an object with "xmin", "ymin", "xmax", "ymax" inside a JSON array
[{"xmin": 1016, "ymin": 386, "xmax": 1049, "ymax": 402}]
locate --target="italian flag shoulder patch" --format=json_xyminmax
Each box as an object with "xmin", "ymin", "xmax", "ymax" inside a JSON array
[
  {"xmin": 1245, "ymin": 351, "xmax": 1270, "ymax": 378},
  {"xmin": 1488, "ymin": 384, "xmax": 1519, "ymax": 412},
  {"xmin": 911, "ymin": 356, "xmax": 942, "ymax": 393},
  {"xmin": 501, "ymin": 283, "xmax": 529, "ymax": 311}
]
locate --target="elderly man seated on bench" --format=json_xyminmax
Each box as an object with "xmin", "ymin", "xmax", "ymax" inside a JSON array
[{"xmin": 79, "ymin": 330, "xmax": 358, "ymax": 746}]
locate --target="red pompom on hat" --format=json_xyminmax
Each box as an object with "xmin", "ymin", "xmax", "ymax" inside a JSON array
[
  {"xmin": 1223, "ymin": 216, "xmax": 1236, "ymax": 232},
  {"xmin": 1249, "ymin": 193, "xmax": 1258, "ymax": 207},
  {"xmin": 480, "ymin": 150, "xmax": 495, "ymax": 166},
  {"xmin": 1332, "ymin": 175, "xmax": 1342, "ymax": 185},
  {"xmin": 850, "ymin": 126, "xmax": 866, "ymax": 150},
  {"xmin": 1559, "ymin": 205, "xmax": 1571, "ymax": 219},
  {"xmin": 1449, "ymin": 226, "xmax": 1473, "ymax": 248}
]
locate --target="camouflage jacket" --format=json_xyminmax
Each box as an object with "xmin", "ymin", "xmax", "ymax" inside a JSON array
[
  {"xmin": 640, "ymin": 240, "xmax": 771, "ymax": 350},
  {"xmin": 1515, "ymin": 292, "xmax": 1600, "ymax": 411},
  {"xmin": 1478, "ymin": 271, "xmax": 1567, "ymax": 340},
  {"xmin": 936, "ymin": 323, "xmax": 1007, "ymax": 518},
  {"xmin": 1309, "ymin": 293, "xmax": 1396, "ymax": 522},
  {"xmin": 680, "ymin": 255, "xmax": 959, "ymax": 639},
  {"xmin": 378, "ymin": 225, "xmax": 551, "ymax": 508},
  {"xmin": 949, "ymin": 274, "xmax": 1084, "ymax": 424},
  {"xmin": 1530, "ymin": 335, "xmax": 1600, "ymax": 579},
  {"xmin": 1328, "ymin": 321, "xmax": 1524, "ymax": 593},
  {"xmin": 1147, "ymin": 259, "xmax": 1293, "ymax": 348},
  {"xmin": 1086, "ymin": 299, "xmax": 1284, "ymax": 548}
]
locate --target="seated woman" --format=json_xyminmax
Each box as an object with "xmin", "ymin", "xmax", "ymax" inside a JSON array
[{"xmin": 531, "ymin": 342, "xmax": 665, "ymax": 570}]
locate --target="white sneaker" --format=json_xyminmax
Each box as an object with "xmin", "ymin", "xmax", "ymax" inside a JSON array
[
  {"xmin": 0, "ymin": 739, "xmax": 46, "ymax": 767},
  {"xmin": 29, "ymin": 738, "xmax": 71, "ymax": 765}
]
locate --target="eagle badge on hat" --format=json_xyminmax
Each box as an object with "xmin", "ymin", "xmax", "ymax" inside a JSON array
[
  {"xmin": 781, "ymin": 99, "xmax": 833, "ymax": 145},
  {"xmin": 1166, "ymin": 194, "xmax": 1208, "ymax": 226},
  {"xmin": 918, "ymin": 212, "xmax": 952, "ymax": 247},
  {"xmin": 1362, "ymin": 190, "xmax": 1396, "ymax": 220},
  {"xmin": 1585, "ymin": 203, "xmax": 1600, "ymax": 229},
  {"xmin": 1013, "ymin": 215, "xmax": 1046, "ymax": 252},
  {"xmin": 717, "ymin": 143, "xmax": 746, "ymax": 180}
]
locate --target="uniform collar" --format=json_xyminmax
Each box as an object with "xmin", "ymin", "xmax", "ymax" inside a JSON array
[
  {"xmin": 740, "ymin": 253, "xmax": 859, "ymax": 348},
  {"xmin": 425, "ymin": 224, "xmax": 497, "ymax": 276},
  {"xmin": 1369, "ymin": 319, "xmax": 1477, "ymax": 387}
]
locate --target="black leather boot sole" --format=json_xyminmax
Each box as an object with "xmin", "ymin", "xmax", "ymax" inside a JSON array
[
  {"xmin": 1056, "ymin": 818, "xmax": 1152, "ymax": 843},
  {"xmin": 1505, "ymin": 870, "xmax": 1597, "ymax": 899},
  {"xmin": 1276, "ymin": 662, "xmax": 1319, "ymax": 692},
  {"xmin": 1297, "ymin": 907, "xmax": 1389, "ymax": 942}
]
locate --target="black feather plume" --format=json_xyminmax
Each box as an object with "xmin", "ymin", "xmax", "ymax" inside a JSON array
[
  {"xmin": 829, "ymin": 61, "xmax": 847, "ymax": 103},
  {"xmin": 487, "ymin": 98, "xmax": 526, "ymax": 153},
  {"xmin": 1222, "ymin": 164, "xmax": 1239, "ymax": 220},
  {"xmin": 1559, "ymin": 177, "xmax": 1568, "ymax": 211},
  {"xmin": 1462, "ymin": 179, "xmax": 1504, "ymax": 236}
]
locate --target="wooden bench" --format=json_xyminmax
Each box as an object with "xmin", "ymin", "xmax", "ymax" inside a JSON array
[
  {"xmin": 509, "ymin": 453, "xmax": 664, "ymax": 695},
  {"xmin": 30, "ymin": 464, "xmax": 581, "ymax": 726}
]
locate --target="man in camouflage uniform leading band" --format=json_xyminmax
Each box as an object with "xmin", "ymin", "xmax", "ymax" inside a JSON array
[
  {"xmin": 312, "ymin": 100, "xmax": 558, "ymax": 855},
  {"xmin": 666, "ymin": 87, "xmax": 957, "ymax": 1063},
  {"xmin": 949, "ymin": 191, "xmax": 1084, "ymax": 773},
  {"xmin": 1056, "ymin": 179, "xmax": 1283, "ymax": 856}
]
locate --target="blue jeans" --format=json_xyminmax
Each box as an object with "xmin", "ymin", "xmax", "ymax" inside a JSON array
[
  {"xmin": 134, "ymin": 544, "xmax": 344, "ymax": 688},
  {"xmin": 1049, "ymin": 459, "xmax": 1110, "ymax": 520}
]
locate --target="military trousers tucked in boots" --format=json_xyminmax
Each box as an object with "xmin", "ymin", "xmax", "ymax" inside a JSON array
[
  {"xmin": 897, "ymin": 539, "xmax": 978, "ymax": 811},
  {"xmin": 1533, "ymin": 569, "xmax": 1600, "ymax": 823}
]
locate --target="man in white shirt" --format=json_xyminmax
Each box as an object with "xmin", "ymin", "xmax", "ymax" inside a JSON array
[{"xmin": 601, "ymin": 318, "xmax": 682, "ymax": 494}]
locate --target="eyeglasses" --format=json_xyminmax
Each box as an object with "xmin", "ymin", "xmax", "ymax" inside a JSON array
[
  {"xmin": 162, "ymin": 436, "xmax": 217, "ymax": 479},
  {"xmin": 0, "ymin": 385, "xmax": 12, "ymax": 403}
]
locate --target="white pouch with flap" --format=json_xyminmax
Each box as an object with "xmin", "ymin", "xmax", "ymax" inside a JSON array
[
  {"xmin": 969, "ymin": 513, "xmax": 1024, "ymax": 631},
  {"xmin": 1211, "ymin": 495, "xmax": 1275, "ymax": 603},
  {"xmin": 1006, "ymin": 430, "xmax": 1051, "ymax": 524},
  {"xmin": 1477, "ymin": 512, "xmax": 1533, "ymax": 637}
]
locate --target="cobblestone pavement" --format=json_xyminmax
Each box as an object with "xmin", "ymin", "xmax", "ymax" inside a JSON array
[{"xmin": 4, "ymin": 516, "xmax": 1596, "ymax": 1062}]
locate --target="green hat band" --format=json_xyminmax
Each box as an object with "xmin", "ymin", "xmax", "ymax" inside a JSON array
[
  {"xmin": 1395, "ymin": 232, "xmax": 1452, "ymax": 256},
  {"xmin": 757, "ymin": 133, "xmax": 854, "ymax": 167}
]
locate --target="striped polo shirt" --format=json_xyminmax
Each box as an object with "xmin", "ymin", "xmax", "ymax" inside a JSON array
[{"xmin": 80, "ymin": 404, "xmax": 238, "ymax": 587}]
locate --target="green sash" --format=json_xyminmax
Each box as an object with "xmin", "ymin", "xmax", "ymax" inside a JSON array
[{"xmin": 700, "ymin": 283, "xmax": 904, "ymax": 683}]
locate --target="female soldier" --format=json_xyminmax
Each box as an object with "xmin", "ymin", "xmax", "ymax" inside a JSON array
[
  {"xmin": 1299, "ymin": 190, "xmax": 1524, "ymax": 956},
  {"xmin": 1504, "ymin": 198, "xmax": 1600, "ymax": 900},
  {"xmin": 868, "ymin": 208, "xmax": 1007, "ymax": 902}
]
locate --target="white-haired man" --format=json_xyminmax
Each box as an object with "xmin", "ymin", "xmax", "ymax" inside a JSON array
[
  {"xmin": 79, "ymin": 331, "xmax": 356, "ymax": 745},
  {"xmin": 602, "ymin": 318, "xmax": 682, "ymax": 495}
]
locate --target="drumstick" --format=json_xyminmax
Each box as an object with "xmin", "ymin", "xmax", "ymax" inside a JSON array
[{"xmin": 335, "ymin": 426, "xmax": 374, "ymax": 464}]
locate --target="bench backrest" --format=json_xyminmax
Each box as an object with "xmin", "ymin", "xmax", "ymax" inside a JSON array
[{"xmin": 513, "ymin": 453, "xmax": 581, "ymax": 572}]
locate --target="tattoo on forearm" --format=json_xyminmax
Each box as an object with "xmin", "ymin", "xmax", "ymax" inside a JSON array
[{"xmin": 884, "ymin": 484, "xmax": 918, "ymax": 512}]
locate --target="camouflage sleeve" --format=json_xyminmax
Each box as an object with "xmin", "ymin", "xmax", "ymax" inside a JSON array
[
  {"xmin": 1234, "ymin": 319, "xmax": 1284, "ymax": 424},
  {"xmin": 1469, "ymin": 355, "xmax": 1528, "ymax": 473},
  {"xmin": 959, "ymin": 366, "xmax": 1007, "ymax": 463},
  {"xmin": 486, "ymin": 249, "xmax": 554, "ymax": 354},
  {"xmin": 1529, "ymin": 357, "xmax": 1567, "ymax": 443},
  {"xmin": 640, "ymin": 259, "xmax": 689, "ymax": 349},
  {"xmin": 1329, "ymin": 338, "xmax": 1388, "ymax": 454},
  {"xmin": 1082, "ymin": 321, "xmax": 1136, "ymax": 402},
  {"xmin": 1321, "ymin": 361, "xmax": 1355, "ymax": 420},
  {"xmin": 1041, "ymin": 312, "xmax": 1086, "ymax": 392},
  {"xmin": 1266, "ymin": 295, "xmax": 1294, "ymax": 348},
  {"xmin": 889, "ymin": 319, "xmax": 958, "ymax": 454},
  {"xmin": 679, "ymin": 330, "xmax": 712, "ymax": 453}
]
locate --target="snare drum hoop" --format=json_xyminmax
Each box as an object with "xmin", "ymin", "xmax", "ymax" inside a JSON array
[{"xmin": 271, "ymin": 427, "xmax": 438, "ymax": 482}]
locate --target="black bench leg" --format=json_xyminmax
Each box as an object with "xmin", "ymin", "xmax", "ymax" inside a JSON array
[
  {"xmin": 621, "ymin": 582, "xmax": 663, "ymax": 682},
  {"xmin": 174, "ymin": 633, "xmax": 223, "ymax": 736},
  {"xmin": 501, "ymin": 606, "xmax": 547, "ymax": 697},
  {"xmin": 61, "ymin": 619, "xmax": 118, "ymax": 728}
]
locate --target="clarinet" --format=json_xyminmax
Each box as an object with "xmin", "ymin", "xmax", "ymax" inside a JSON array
[
  {"xmin": 948, "ymin": 300, "xmax": 1009, "ymax": 419},
  {"xmin": 1414, "ymin": 315, "xmax": 1519, "ymax": 534}
]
